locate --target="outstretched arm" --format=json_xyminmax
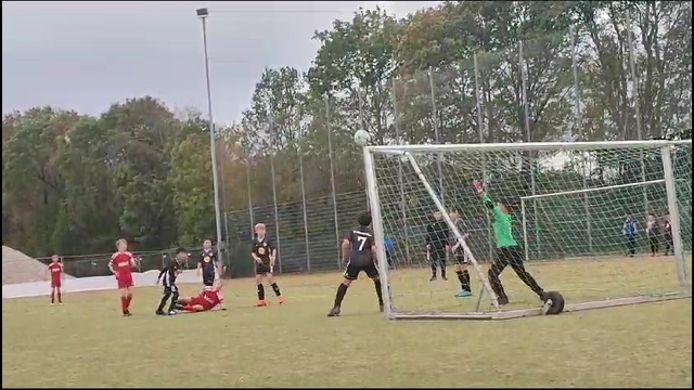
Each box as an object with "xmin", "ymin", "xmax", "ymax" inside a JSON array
[{"xmin": 473, "ymin": 180, "xmax": 503, "ymax": 217}]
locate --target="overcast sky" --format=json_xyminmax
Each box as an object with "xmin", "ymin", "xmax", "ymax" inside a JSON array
[{"xmin": 2, "ymin": 1, "xmax": 439, "ymax": 124}]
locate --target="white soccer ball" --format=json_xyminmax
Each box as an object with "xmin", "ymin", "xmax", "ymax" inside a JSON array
[{"xmin": 353, "ymin": 129, "xmax": 371, "ymax": 146}]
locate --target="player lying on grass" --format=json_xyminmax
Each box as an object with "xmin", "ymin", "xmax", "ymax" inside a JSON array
[
  {"xmin": 108, "ymin": 239, "xmax": 137, "ymax": 316},
  {"xmin": 46, "ymin": 254, "xmax": 64, "ymax": 305},
  {"xmin": 175, "ymin": 280, "xmax": 226, "ymax": 313},
  {"xmin": 155, "ymin": 247, "xmax": 187, "ymax": 316},
  {"xmin": 328, "ymin": 212, "xmax": 384, "ymax": 317},
  {"xmin": 473, "ymin": 180, "xmax": 547, "ymax": 305},
  {"xmin": 252, "ymin": 223, "xmax": 285, "ymax": 307},
  {"xmin": 449, "ymin": 207, "xmax": 472, "ymax": 298}
]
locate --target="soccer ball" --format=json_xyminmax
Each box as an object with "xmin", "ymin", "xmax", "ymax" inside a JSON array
[{"xmin": 353, "ymin": 130, "xmax": 371, "ymax": 146}]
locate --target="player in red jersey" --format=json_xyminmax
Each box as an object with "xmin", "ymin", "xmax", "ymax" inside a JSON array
[
  {"xmin": 46, "ymin": 254, "xmax": 64, "ymax": 305},
  {"xmin": 108, "ymin": 238, "xmax": 137, "ymax": 316},
  {"xmin": 175, "ymin": 280, "xmax": 226, "ymax": 313}
]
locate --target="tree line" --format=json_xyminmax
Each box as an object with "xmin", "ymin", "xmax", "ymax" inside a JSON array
[{"xmin": 3, "ymin": 1, "xmax": 691, "ymax": 258}]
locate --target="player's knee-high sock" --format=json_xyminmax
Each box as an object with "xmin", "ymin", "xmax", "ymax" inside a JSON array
[
  {"xmin": 270, "ymin": 283, "xmax": 281, "ymax": 297},
  {"xmin": 157, "ymin": 292, "xmax": 171, "ymax": 312},
  {"xmin": 430, "ymin": 261, "xmax": 437, "ymax": 277},
  {"xmin": 257, "ymin": 284, "xmax": 265, "ymax": 300},
  {"xmin": 457, "ymin": 269, "xmax": 471, "ymax": 292},
  {"xmin": 441, "ymin": 261, "xmax": 447, "ymax": 278},
  {"xmin": 120, "ymin": 296, "xmax": 127, "ymax": 313},
  {"xmin": 51, "ymin": 290, "xmax": 55, "ymax": 304},
  {"xmin": 168, "ymin": 291, "xmax": 179, "ymax": 312},
  {"xmin": 125, "ymin": 293, "xmax": 132, "ymax": 310},
  {"xmin": 57, "ymin": 290, "xmax": 62, "ymax": 303},
  {"xmin": 334, "ymin": 284, "xmax": 348, "ymax": 308},
  {"xmin": 373, "ymin": 279, "xmax": 384, "ymax": 305}
]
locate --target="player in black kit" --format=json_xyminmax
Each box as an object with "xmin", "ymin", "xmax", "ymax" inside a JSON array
[
  {"xmin": 156, "ymin": 247, "xmax": 187, "ymax": 315},
  {"xmin": 427, "ymin": 210, "xmax": 450, "ymax": 281},
  {"xmin": 197, "ymin": 239, "xmax": 219, "ymax": 287},
  {"xmin": 252, "ymin": 223, "xmax": 285, "ymax": 307},
  {"xmin": 327, "ymin": 212, "xmax": 384, "ymax": 317}
]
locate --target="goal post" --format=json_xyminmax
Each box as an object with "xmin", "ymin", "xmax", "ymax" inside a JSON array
[{"xmin": 364, "ymin": 140, "xmax": 692, "ymax": 320}]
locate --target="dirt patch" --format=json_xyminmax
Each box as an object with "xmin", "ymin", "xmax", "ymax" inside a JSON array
[{"xmin": 2, "ymin": 246, "xmax": 73, "ymax": 284}]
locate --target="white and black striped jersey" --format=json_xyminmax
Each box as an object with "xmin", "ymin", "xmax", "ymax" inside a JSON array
[{"xmin": 158, "ymin": 259, "xmax": 181, "ymax": 287}]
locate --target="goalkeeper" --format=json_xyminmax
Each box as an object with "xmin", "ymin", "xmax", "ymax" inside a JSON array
[{"xmin": 473, "ymin": 180, "xmax": 546, "ymax": 305}]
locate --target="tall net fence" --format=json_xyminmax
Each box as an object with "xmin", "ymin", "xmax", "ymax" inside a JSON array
[
  {"xmin": 217, "ymin": 23, "xmax": 692, "ymax": 278},
  {"xmin": 368, "ymin": 141, "xmax": 691, "ymax": 317}
]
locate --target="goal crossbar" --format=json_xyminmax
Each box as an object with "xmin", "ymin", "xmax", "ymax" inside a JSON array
[{"xmin": 366, "ymin": 139, "xmax": 692, "ymax": 154}]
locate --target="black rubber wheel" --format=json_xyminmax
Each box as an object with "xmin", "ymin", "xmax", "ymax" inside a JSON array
[{"xmin": 543, "ymin": 291, "xmax": 565, "ymax": 315}]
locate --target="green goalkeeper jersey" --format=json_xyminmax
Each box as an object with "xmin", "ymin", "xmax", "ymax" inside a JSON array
[{"xmin": 483, "ymin": 194, "xmax": 517, "ymax": 248}]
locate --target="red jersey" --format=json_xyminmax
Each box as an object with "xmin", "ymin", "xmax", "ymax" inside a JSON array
[
  {"xmin": 193, "ymin": 289, "xmax": 223, "ymax": 310},
  {"xmin": 48, "ymin": 262, "xmax": 62, "ymax": 280},
  {"xmin": 110, "ymin": 251, "xmax": 134, "ymax": 278},
  {"xmin": 48, "ymin": 262, "xmax": 63, "ymax": 286}
]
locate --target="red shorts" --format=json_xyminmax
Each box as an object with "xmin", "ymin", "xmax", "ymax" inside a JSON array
[
  {"xmin": 116, "ymin": 275, "xmax": 133, "ymax": 289},
  {"xmin": 185, "ymin": 297, "xmax": 212, "ymax": 311},
  {"xmin": 51, "ymin": 279, "xmax": 61, "ymax": 288}
]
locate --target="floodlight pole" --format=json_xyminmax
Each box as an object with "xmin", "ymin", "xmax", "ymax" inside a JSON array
[{"xmin": 197, "ymin": 8, "xmax": 224, "ymax": 270}]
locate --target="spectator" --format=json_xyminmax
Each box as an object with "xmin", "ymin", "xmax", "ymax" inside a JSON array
[
  {"xmin": 623, "ymin": 212, "xmax": 638, "ymax": 257},
  {"xmin": 645, "ymin": 213, "xmax": 660, "ymax": 257},
  {"xmin": 384, "ymin": 237, "xmax": 394, "ymax": 268},
  {"xmin": 663, "ymin": 215, "xmax": 673, "ymax": 256}
]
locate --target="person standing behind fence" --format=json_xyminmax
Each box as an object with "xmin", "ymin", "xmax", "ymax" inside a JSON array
[
  {"xmin": 663, "ymin": 214, "xmax": 673, "ymax": 256},
  {"xmin": 645, "ymin": 213, "xmax": 660, "ymax": 257},
  {"xmin": 426, "ymin": 210, "xmax": 450, "ymax": 281},
  {"xmin": 623, "ymin": 213, "xmax": 638, "ymax": 257}
]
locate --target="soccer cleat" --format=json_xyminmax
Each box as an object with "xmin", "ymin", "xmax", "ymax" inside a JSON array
[
  {"xmin": 167, "ymin": 310, "xmax": 177, "ymax": 316},
  {"xmin": 442, "ymin": 275, "xmax": 448, "ymax": 281},
  {"xmin": 124, "ymin": 310, "xmax": 132, "ymax": 317},
  {"xmin": 497, "ymin": 296, "xmax": 509, "ymax": 305},
  {"xmin": 277, "ymin": 296, "xmax": 286, "ymax": 304},
  {"xmin": 327, "ymin": 307, "xmax": 341, "ymax": 317},
  {"xmin": 255, "ymin": 300, "xmax": 268, "ymax": 307},
  {"xmin": 155, "ymin": 310, "xmax": 165, "ymax": 316},
  {"xmin": 379, "ymin": 304, "xmax": 384, "ymax": 313},
  {"xmin": 429, "ymin": 276, "xmax": 437, "ymax": 282},
  {"xmin": 455, "ymin": 290, "xmax": 473, "ymax": 298}
]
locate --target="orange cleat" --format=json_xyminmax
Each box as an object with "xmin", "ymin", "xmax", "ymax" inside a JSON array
[
  {"xmin": 255, "ymin": 300, "xmax": 268, "ymax": 307},
  {"xmin": 277, "ymin": 296, "xmax": 285, "ymax": 304}
]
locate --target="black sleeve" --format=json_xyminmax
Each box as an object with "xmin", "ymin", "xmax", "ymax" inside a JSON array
[
  {"xmin": 426, "ymin": 224, "xmax": 433, "ymax": 246},
  {"xmin": 267, "ymin": 238, "xmax": 275, "ymax": 252}
]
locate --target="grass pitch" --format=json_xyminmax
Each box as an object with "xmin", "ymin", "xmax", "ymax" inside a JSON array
[{"xmin": 2, "ymin": 257, "xmax": 692, "ymax": 388}]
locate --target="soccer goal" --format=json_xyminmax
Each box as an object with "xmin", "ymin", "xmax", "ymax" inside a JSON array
[{"xmin": 363, "ymin": 140, "xmax": 692, "ymax": 320}]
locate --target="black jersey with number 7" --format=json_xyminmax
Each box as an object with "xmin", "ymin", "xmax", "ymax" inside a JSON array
[{"xmin": 349, "ymin": 226, "xmax": 374, "ymax": 265}]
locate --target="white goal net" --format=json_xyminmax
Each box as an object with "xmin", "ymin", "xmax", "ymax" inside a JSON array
[{"xmin": 364, "ymin": 140, "xmax": 692, "ymax": 320}]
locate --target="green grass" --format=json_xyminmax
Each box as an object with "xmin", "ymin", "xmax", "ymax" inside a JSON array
[{"xmin": 2, "ymin": 257, "xmax": 692, "ymax": 388}]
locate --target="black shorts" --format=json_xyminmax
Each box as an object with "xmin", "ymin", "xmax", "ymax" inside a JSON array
[
  {"xmin": 163, "ymin": 284, "xmax": 179, "ymax": 295},
  {"xmin": 256, "ymin": 262, "xmax": 272, "ymax": 275},
  {"xmin": 429, "ymin": 247, "xmax": 446, "ymax": 262},
  {"xmin": 454, "ymin": 253, "xmax": 469, "ymax": 265},
  {"xmin": 344, "ymin": 262, "xmax": 379, "ymax": 281}
]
